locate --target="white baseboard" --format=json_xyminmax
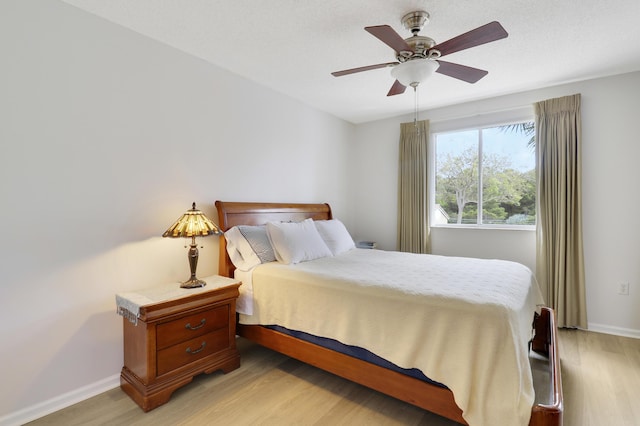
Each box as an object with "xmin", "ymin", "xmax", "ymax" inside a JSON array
[
  {"xmin": 0, "ymin": 374, "xmax": 120, "ymax": 426},
  {"xmin": 588, "ymin": 322, "xmax": 640, "ymax": 339}
]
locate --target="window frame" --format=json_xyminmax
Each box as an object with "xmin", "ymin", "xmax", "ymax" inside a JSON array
[{"xmin": 429, "ymin": 107, "xmax": 536, "ymax": 230}]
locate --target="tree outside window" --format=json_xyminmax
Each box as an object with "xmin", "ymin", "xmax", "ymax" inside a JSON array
[{"xmin": 434, "ymin": 122, "xmax": 536, "ymax": 226}]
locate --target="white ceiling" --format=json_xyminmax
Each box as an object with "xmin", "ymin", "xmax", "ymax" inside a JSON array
[{"xmin": 62, "ymin": 0, "xmax": 640, "ymax": 124}]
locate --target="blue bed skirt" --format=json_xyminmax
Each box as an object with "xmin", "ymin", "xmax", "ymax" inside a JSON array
[{"xmin": 266, "ymin": 325, "xmax": 446, "ymax": 388}]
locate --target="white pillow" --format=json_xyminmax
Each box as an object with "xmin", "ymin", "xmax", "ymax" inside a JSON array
[
  {"xmin": 266, "ymin": 218, "xmax": 332, "ymax": 264},
  {"xmin": 314, "ymin": 219, "xmax": 355, "ymax": 256},
  {"xmin": 224, "ymin": 225, "xmax": 276, "ymax": 271}
]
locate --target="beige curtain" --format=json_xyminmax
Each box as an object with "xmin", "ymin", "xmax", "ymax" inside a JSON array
[
  {"xmin": 397, "ymin": 120, "xmax": 431, "ymax": 253},
  {"xmin": 535, "ymin": 94, "xmax": 587, "ymax": 328}
]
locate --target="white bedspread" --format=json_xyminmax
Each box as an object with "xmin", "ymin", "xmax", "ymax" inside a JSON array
[{"xmin": 238, "ymin": 249, "xmax": 544, "ymax": 426}]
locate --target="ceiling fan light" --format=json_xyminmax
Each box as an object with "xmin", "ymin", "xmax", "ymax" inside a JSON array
[{"xmin": 391, "ymin": 60, "xmax": 440, "ymax": 87}]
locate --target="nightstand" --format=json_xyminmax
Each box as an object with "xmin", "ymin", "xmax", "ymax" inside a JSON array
[{"xmin": 116, "ymin": 275, "xmax": 241, "ymax": 412}]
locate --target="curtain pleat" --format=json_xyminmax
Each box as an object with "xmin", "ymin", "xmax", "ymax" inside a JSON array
[
  {"xmin": 397, "ymin": 120, "xmax": 430, "ymax": 253},
  {"xmin": 535, "ymin": 94, "xmax": 587, "ymax": 328}
]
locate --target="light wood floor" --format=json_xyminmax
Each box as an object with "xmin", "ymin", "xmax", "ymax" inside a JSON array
[{"xmin": 28, "ymin": 329, "xmax": 640, "ymax": 426}]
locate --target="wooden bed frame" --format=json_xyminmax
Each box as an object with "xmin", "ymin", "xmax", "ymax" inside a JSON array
[{"xmin": 215, "ymin": 201, "xmax": 563, "ymax": 426}]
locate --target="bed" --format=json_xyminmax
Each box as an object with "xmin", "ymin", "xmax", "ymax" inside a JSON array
[{"xmin": 215, "ymin": 201, "xmax": 563, "ymax": 426}]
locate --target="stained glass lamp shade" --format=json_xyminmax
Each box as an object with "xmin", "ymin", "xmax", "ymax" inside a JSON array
[{"xmin": 162, "ymin": 202, "xmax": 222, "ymax": 288}]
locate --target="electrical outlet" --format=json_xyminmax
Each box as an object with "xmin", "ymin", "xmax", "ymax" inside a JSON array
[{"xmin": 618, "ymin": 281, "xmax": 630, "ymax": 296}]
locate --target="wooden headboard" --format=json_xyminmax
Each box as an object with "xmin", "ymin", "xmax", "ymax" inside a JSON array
[{"xmin": 214, "ymin": 201, "xmax": 333, "ymax": 278}]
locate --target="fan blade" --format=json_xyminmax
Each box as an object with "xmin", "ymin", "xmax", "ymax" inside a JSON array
[
  {"xmin": 331, "ymin": 62, "xmax": 398, "ymax": 77},
  {"xmin": 365, "ymin": 25, "xmax": 412, "ymax": 53},
  {"xmin": 432, "ymin": 21, "xmax": 508, "ymax": 57},
  {"xmin": 435, "ymin": 60, "xmax": 488, "ymax": 83},
  {"xmin": 387, "ymin": 80, "xmax": 407, "ymax": 96}
]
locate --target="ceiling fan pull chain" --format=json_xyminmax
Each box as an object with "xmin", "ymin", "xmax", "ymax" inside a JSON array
[{"xmin": 414, "ymin": 85, "xmax": 420, "ymax": 135}]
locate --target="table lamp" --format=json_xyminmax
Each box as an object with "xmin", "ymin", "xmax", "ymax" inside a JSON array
[{"xmin": 163, "ymin": 202, "xmax": 222, "ymax": 288}]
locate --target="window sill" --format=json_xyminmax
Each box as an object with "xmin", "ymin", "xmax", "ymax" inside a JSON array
[{"xmin": 431, "ymin": 224, "xmax": 535, "ymax": 231}]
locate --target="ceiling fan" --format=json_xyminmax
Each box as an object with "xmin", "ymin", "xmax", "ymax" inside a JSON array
[{"xmin": 331, "ymin": 11, "xmax": 508, "ymax": 96}]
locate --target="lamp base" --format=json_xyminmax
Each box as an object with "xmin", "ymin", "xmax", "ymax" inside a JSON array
[{"xmin": 180, "ymin": 278, "xmax": 207, "ymax": 289}]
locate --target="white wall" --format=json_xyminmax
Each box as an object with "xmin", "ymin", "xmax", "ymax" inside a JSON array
[
  {"xmin": 351, "ymin": 71, "xmax": 640, "ymax": 338},
  {"xmin": 430, "ymin": 228, "xmax": 536, "ymax": 272},
  {"xmin": 0, "ymin": 1, "xmax": 353, "ymax": 423}
]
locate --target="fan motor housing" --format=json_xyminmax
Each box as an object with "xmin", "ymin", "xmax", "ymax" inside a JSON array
[
  {"xmin": 396, "ymin": 11, "xmax": 438, "ymax": 62},
  {"xmin": 397, "ymin": 35, "xmax": 437, "ymax": 61}
]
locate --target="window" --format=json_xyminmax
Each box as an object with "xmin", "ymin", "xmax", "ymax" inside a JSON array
[{"xmin": 433, "ymin": 121, "xmax": 536, "ymax": 227}]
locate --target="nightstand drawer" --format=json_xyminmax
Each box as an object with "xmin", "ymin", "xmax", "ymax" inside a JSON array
[
  {"xmin": 157, "ymin": 328, "xmax": 230, "ymax": 376},
  {"xmin": 156, "ymin": 305, "xmax": 229, "ymax": 350}
]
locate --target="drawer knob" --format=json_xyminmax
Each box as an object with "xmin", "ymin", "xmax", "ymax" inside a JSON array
[
  {"xmin": 186, "ymin": 341, "xmax": 206, "ymax": 355},
  {"xmin": 185, "ymin": 318, "xmax": 206, "ymax": 330}
]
